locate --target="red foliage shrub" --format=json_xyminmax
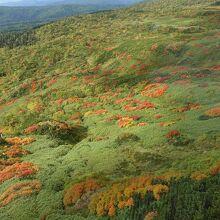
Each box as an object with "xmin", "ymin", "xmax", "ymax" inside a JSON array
[
  {"xmin": 4, "ymin": 145, "xmax": 30, "ymax": 158},
  {"xmin": 71, "ymin": 76, "xmax": 78, "ymax": 81},
  {"xmin": 154, "ymin": 76, "xmax": 170, "ymax": 83},
  {"xmin": 138, "ymin": 122, "xmax": 148, "ymax": 127},
  {"xmin": 31, "ymin": 81, "xmax": 37, "ymax": 93},
  {"xmin": 195, "ymin": 73, "xmax": 208, "ymax": 78},
  {"xmin": 123, "ymin": 100, "xmax": 155, "ymax": 112},
  {"xmin": 209, "ymin": 65, "xmax": 220, "ymax": 71},
  {"xmin": 94, "ymin": 109, "xmax": 108, "ymax": 115},
  {"xmin": 150, "ymin": 44, "xmax": 159, "ymax": 51},
  {"xmin": 0, "ymin": 162, "xmax": 38, "ymax": 184},
  {"xmin": 192, "ymin": 44, "xmax": 204, "ymax": 48},
  {"xmin": 166, "ymin": 130, "xmax": 180, "ymax": 139},
  {"xmin": 177, "ymin": 66, "xmax": 189, "ymax": 71},
  {"xmin": 47, "ymin": 78, "xmax": 57, "ymax": 87},
  {"xmin": 24, "ymin": 124, "xmax": 39, "ymax": 134},
  {"xmin": 115, "ymin": 97, "xmax": 133, "ymax": 104},
  {"xmin": 104, "ymin": 47, "xmax": 114, "ymax": 51},
  {"xmin": 210, "ymin": 164, "xmax": 220, "ymax": 175},
  {"xmin": 56, "ymin": 99, "xmax": 64, "ymax": 105},
  {"xmin": 90, "ymin": 64, "xmax": 101, "ymax": 73},
  {"xmin": 141, "ymin": 83, "xmax": 169, "ymax": 98},
  {"xmin": 84, "ymin": 75, "xmax": 96, "ymax": 81},
  {"xmin": 102, "ymin": 70, "xmax": 113, "ymax": 75},
  {"xmin": 154, "ymin": 114, "xmax": 163, "ymax": 119},
  {"xmin": 83, "ymin": 102, "xmax": 97, "ymax": 108},
  {"xmin": 0, "ymin": 158, "xmax": 20, "ymax": 171}
]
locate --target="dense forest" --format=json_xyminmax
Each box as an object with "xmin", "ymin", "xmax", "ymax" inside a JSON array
[{"xmin": 0, "ymin": 31, "xmax": 36, "ymax": 48}]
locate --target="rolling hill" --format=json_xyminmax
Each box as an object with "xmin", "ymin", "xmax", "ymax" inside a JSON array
[{"xmin": 0, "ymin": 0, "xmax": 219, "ymax": 219}]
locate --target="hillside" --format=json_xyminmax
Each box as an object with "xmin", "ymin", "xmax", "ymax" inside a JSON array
[{"xmin": 0, "ymin": 0, "xmax": 220, "ymax": 219}]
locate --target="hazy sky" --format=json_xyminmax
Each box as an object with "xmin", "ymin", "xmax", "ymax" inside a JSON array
[
  {"xmin": 0, "ymin": 0, "xmax": 20, "ymax": 2},
  {"xmin": 0, "ymin": 0, "xmax": 142, "ymax": 3}
]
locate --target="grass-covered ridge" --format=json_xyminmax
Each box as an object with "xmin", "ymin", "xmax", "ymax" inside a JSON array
[{"xmin": 0, "ymin": 0, "xmax": 220, "ymax": 219}]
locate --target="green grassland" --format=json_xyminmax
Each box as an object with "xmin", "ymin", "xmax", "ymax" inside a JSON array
[{"xmin": 0, "ymin": 0, "xmax": 220, "ymax": 219}]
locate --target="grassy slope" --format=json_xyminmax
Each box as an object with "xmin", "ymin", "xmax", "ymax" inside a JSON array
[{"xmin": 0, "ymin": 0, "xmax": 220, "ymax": 219}]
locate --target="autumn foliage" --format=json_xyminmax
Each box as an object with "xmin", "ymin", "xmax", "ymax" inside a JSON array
[
  {"xmin": 24, "ymin": 124, "xmax": 40, "ymax": 134},
  {"xmin": 0, "ymin": 162, "xmax": 38, "ymax": 184},
  {"xmin": 117, "ymin": 117, "xmax": 135, "ymax": 128},
  {"xmin": 210, "ymin": 164, "xmax": 220, "ymax": 176},
  {"xmin": 89, "ymin": 176, "xmax": 169, "ymax": 217},
  {"xmin": 4, "ymin": 145, "xmax": 30, "ymax": 158},
  {"xmin": 205, "ymin": 107, "xmax": 220, "ymax": 118},
  {"xmin": 123, "ymin": 100, "xmax": 155, "ymax": 112},
  {"xmin": 144, "ymin": 211, "xmax": 157, "ymax": 220},
  {"xmin": 141, "ymin": 83, "xmax": 169, "ymax": 98},
  {"xmin": 63, "ymin": 179, "xmax": 102, "ymax": 207},
  {"xmin": 6, "ymin": 137, "xmax": 35, "ymax": 145},
  {"xmin": 0, "ymin": 180, "xmax": 42, "ymax": 207},
  {"xmin": 175, "ymin": 103, "xmax": 201, "ymax": 113},
  {"xmin": 166, "ymin": 130, "xmax": 180, "ymax": 139}
]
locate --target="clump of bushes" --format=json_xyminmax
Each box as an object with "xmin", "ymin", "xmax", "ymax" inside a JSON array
[
  {"xmin": 199, "ymin": 107, "xmax": 220, "ymax": 120},
  {"xmin": 26, "ymin": 120, "xmax": 87, "ymax": 144},
  {"xmin": 116, "ymin": 133, "xmax": 140, "ymax": 145},
  {"xmin": 166, "ymin": 130, "xmax": 191, "ymax": 146}
]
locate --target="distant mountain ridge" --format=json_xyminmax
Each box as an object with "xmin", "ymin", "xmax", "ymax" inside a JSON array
[{"xmin": 0, "ymin": 0, "xmax": 144, "ymax": 32}]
